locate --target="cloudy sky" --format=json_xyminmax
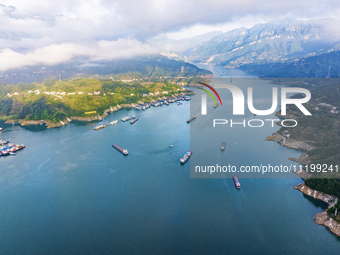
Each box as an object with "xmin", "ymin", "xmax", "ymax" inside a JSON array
[{"xmin": 0, "ymin": 0, "xmax": 339, "ymax": 71}]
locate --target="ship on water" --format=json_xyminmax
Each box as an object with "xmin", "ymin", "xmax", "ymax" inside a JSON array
[
  {"xmin": 93, "ymin": 124, "xmax": 108, "ymax": 130},
  {"xmin": 187, "ymin": 116, "xmax": 196, "ymax": 123},
  {"xmin": 0, "ymin": 143, "xmax": 25, "ymax": 156},
  {"xmin": 233, "ymin": 175, "xmax": 241, "ymax": 189},
  {"xmin": 121, "ymin": 115, "xmax": 135, "ymax": 122},
  {"xmin": 0, "ymin": 127, "xmax": 2, "ymax": 131},
  {"xmin": 109, "ymin": 120, "xmax": 118, "ymax": 125},
  {"xmin": 221, "ymin": 142, "xmax": 226, "ymax": 150},
  {"xmin": 214, "ymin": 103, "xmax": 218, "ymax": 108},
  {"xmin": 130, "ymin": 118, "xmax": 139, "ymax": 125},
  {"xmin": 0, "ymin": 138, "xmax": 9, "ymax": 145},
  {"xmin": 180, "ymin": 151, "xmax": 192, "ymax": 164},
  {"xmin": 112, "ymin": 144, "xmax": 128, "ymax": 155}
]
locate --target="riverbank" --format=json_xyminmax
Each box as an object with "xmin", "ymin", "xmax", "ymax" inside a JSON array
[
  {"xmin": 3, "ymin": 93, "xmax": 193, "ymax": 129},
  {"xmin": 265, "ymin": 133, "xmax": 315, "ymax": 151},
  {"xmin": 294, "ymin": 182, "xmax": 340, "ymax": 237},
  {"xmin": 266, "ymin": 129, "xmax": 340, "ymax": 237}
]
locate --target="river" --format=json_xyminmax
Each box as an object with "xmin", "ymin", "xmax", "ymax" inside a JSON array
[{"xmin": 0, "ymin": 65, "xmax": 339, "ymax": 254}]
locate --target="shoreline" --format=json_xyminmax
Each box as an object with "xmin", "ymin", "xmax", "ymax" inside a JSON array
[
  {"xmin": 3, "ymin": 93, "xmax": 194, "ymax": 129},
  {"xmin": 293, "ymin": 181, "xmax": 340, "ymax": 237},
  {"xmin": 265, "ymin": 130, "xmax": 340, "ymax": 237}
]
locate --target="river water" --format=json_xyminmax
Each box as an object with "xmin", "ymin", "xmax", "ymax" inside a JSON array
[{"xmin": 0, "ymin": 65, "xmax": 339, "ymax": 254}]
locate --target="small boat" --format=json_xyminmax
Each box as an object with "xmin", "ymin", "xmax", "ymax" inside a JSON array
[
  {"xmin": 0, "ymin": 127, "xmax": 2, "ymax": 131},
  {"xmin": 214, "ymin": 103, "xmax": 218, "ymax": 108},
  {"xmin": 169, "ymin": 145, "xmax": 173, "ymax": 148},
  {"xmin": 233, "ymin": 175, "xmax": 241, "ymax": 189},
  {"xmin": 9, "ymin": 152, "xmax": 16, "ymax": 156}
]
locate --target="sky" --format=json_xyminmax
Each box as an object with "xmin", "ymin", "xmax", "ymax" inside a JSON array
[{"xmin": 0, "ymin": 0, "xmax": 340, "ymax": 71}]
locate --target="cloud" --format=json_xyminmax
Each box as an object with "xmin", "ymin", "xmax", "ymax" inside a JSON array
[
  {"xmin": 0, "ymin": 39, "xmax": 159, "ymax": 71},
  {"xmin": 0, "ymin": 1, "xmax": 340, "ymax": 70}
]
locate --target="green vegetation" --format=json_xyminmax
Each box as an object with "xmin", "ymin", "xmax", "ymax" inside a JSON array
[
  {"xmin": 0, "ymin": 77, "xmax": 192, "ymax": 122},
  {"xmin": 276, "ymin": 80, "xmax": 340, "ymax": 173},
  {"xmin": 0, "ymin": 98, "xmax": 13, "ymax": 115},
  {"xmin": 274, "ymin": 79, "xmax": 340, "ymax": 217}
]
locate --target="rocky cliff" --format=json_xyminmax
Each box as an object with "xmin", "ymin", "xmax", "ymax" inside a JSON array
[{"xmin": 294, "ymin": 183, "xmax": 340, "ymax": 236}]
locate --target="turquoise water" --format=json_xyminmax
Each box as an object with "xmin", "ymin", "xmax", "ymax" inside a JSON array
[{"xmin": 0, "ymin": 67, "xmax": 339, "ymax": 254}]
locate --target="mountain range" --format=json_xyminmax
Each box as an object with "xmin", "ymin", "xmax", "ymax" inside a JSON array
[{"xmin": 182, "ymin": 19, "xmax": 340, "ymax": 67}]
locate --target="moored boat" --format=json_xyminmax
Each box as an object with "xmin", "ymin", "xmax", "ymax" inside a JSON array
[
  {"xmin": 93, "ymin": 124, "xmax": 108, "ymax": 130},
  {"xmin": 130, "ymin": 118, "xmax": 139, "ymax": 125},
  {"xmin": 109, "ymin": 120, "xmax": 118, "ymax": 125},
  {"xmin": 122, "ymin": 115, "xmax": 135, "ymax": 122}
]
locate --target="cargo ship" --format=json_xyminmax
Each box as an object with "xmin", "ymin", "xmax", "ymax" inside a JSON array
[
  {"xmin": 112, "ymin": 144, "xmax": 128, "ymax": 155},
  {"xmin": 121, "ymin": 115, "xmax": 135, "ymax": 122},
  {"xmin": 130, "ymin": 118, "xmax": 139, "ymax": 125},
  {"xmin": 93, "ymin": 124, "xmax": 108, "ymax": 130},
  {"xmin": 221, "ymin": 142, "xmax": 226, "ymax": 150},
  {"xmin": 109, "ymin": 120, "xmax": 118, "ymax": 125},
  {"xmin": 0, "ymin": 143, "xmax": 25, "ymax": 156},
  {"xmin": 186, "ymin": 115, "xmax": 196, "ymax": 123},
  {"xmin": 233, "ymin": 175, "xmax": 241, "ymax": 189},
  {"xmin": 180, "ymin": 151, "xmax": 192, "ymax": 164}
]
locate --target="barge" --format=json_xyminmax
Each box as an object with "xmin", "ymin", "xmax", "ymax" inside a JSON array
[
  {"xmin": 93, "ymin": 124, "xmax": 108, "ymax": 130},
  {"xmin": 186, "ymin": 115, "xmax": 196, "ymax": 123},
  {"xmin": 221, "ymin": 142, "xmax": 226, "ymax": 150},
  {"xmin": 112, "ymin": 144, "xmax": 128, "ymax": 155},
  {"xmin": 121, "ymin": 115, "xmax": 135, "ymax": 122},
  {"xmin": 130, "ymin": 118, "xmax": 139, "ymax": 125},
  {"xmin": 109, "ymin": 120, "xmax": 118, "ymax": 125},
  {"xmin": 233, "ymin": 175, "xmax": 241, "ymax": 189},
  {"xmin": 0, "ymin": 143, "xmax": 25, "ymax": 156},
  {"xmin": 180, "ymin": 151, "xmax": 192, "ymax": 164}
]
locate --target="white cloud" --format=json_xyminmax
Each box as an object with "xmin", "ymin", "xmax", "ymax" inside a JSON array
[
  {"xmin": 0, "ymin": 39, "xmax": 159, "ymax": 71},
  {"xmin": 0, "ymin": 0, "xmax": 340, "ymax": 70}
]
